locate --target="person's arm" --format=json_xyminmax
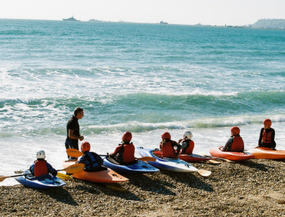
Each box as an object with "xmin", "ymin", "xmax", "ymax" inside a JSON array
[
  {"xmin": 222, "ymin": 137, "xmax": 233, "ymax": 151},
  {"xmin": 258, "ymin": 128, "xmax": 263, "ymax": 146},
  {"xmin": 46, "ymin": 162, "xmax": 57, "ymax": 176},
  {"xmin": 68, "ymin": 129, "xmax": 84, "ymax": 141},
  {"xmin": 110, "ymin": 145, "xmax": 122, "ymax": 156}
]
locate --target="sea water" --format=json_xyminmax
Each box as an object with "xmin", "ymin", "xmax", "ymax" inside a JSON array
[{"xmin": 1, "ymin": 19, "xmax": 285, "ymax": 186}]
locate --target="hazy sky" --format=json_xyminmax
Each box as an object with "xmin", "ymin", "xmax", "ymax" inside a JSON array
[{"xmin": 0, "ymin": 0, "xmax": 284, "ymax": 26}]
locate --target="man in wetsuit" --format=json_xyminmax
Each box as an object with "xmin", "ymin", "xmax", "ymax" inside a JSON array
[{"xmin": 65, "ymin": 107, "xmax": 84, "ymax": 160}]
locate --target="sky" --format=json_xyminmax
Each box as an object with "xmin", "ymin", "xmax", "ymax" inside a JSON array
[{"xmin": 0, "ymin": 0, "xmax": 285, "ymax": 26}]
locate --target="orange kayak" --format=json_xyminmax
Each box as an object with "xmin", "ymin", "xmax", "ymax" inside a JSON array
[
  {"xmin": 209, "ymin": 147, "xmax": 254, "ymax": 161},
  {"xmin": 62, "ymin": 161, "xmax": 129, "ymax": 183},
  {"xmin": 248, "ymin": 147, "xmax": 285, "ymax": 159}
]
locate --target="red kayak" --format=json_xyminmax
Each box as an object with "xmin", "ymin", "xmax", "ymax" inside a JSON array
[
  {"xmin": 248, "ymin": 147, "xmax": 285, "ymax": 160},
  {"xmin": 209, "ymin": 147, "xmax": 254, "ymax": 161},
  {"xmin": 153, "ymin": 150, "xmax": 211, "ymax": 162}
]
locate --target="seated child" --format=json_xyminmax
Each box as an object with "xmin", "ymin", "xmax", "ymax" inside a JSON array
[
  {"xmin": 221, "ymin": 126, "xmax": 244, "ymax": 152},
  {"xmin": 109, "ymin": 131, "xmax": 136, "ymax": 164},
  {"xmin": 77, "ymin": 141, "xmax": 105, "ymax": 172},
  {"xmin": 29, "ymin": 150, "xmax": 57, "ymax": 177},
  {"xmin": 160, "ymin": 132, "xmax": 181, "ymax": 158},
  {"xmin": 257, "ymin": 119, "xmax": 276, "ymax": 150},
  {"xmin": 179, "ymin": 131, "xmax": 195, "ymax": 155}
]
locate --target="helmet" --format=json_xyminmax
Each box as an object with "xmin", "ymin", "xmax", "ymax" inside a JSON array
[
  {"xmin": 183, "ymin": 131, "xmax": 193, "ymax": 140},
  {"xmin": 161, "ymin": 132, "xmax": 171, "ymax": 140},
  {"xmin": 81, "ymin": 141, "xmax": 90, "ymax": 152},
  {"xmin": 122, "ymin": 131, "xmax": 132, "ymax": 143},
  {"xmin": 263, "ymin": 119, "xmax": 272, "ymax": 127},
  {"xmin": 36, "ymin": 150, "xmax": 46, "ymax": 159},
  {"xmin": 231, "ymin": 126, "xmax": 240, "ymax": 136}
]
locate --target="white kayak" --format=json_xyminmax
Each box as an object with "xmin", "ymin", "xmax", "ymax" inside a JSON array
[{"xmin": 137, "ymin": 147, "xmax": 199, "ymax": 173}]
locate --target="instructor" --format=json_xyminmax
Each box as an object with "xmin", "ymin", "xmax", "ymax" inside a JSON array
[{"xmin": 65, "ymin": 107, "xmax": 84, "ymax": 160}]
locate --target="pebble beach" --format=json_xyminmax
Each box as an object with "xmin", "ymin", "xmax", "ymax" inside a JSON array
[{"xmin": 1, "ymin": 159, "xmax": 285, "ymax": 217}]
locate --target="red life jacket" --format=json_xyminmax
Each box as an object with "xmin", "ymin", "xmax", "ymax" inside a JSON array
[
  {"xmin": 161, "ymin": 141, "xmax": 177, "ymax": 158},
  {"xmin": 182, "ymin": 140, "xmax": 194, "ymax": 154},
  {"xmin": 230, "ymin": 136, "xmax": 244, "ymax": 151},
  {"xmin": 34, "ymin": 160, "xmax": 49, "ymax": 177},
  {"xmin": 122, "ymin": 143, "xmax": 135, "ymax": 163},
  {"xmin": 262, "ymin": 129, "xmax": 273, "ymax": 143}
]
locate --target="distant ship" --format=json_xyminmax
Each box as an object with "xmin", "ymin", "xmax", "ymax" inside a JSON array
[
  {"xmin": 160, "ymin": 21, "xmax": 168, "ymax": 25},
  {"xmin": 63, "ymin": 16, "xmax": 80, "ymax": 21}
]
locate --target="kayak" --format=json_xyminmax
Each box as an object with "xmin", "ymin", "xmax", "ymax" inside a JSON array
[
  {"xmin": 103, "ymin": 156, "xmax": 159, "ymax": 174},
  {"xmin": 15, "ymin": 170, "xmax": 66, "ymax": 189},
  {"xmin": 248, "ymin": 147, "xmax": 285, "ymax": 159},
  {"xmin": 153, "ymin": 149, "xmax": 211, "ymax": 162},
  {"xmin": 137, "ymin": 147, "xmax": 198, "ymax": 173},
  {"xmin": 179, "ymin": 154, "xmax": 212, "ymax": 162},
  {"xmin": 209, "ymin": 147, "xmax": 254, "ymax": 161},
  {"xmin": 62, "ymin": 161, "xmax": 129, "ymax": 183}
]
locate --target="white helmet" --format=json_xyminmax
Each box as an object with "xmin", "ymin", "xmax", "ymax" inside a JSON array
[
  {"xmin": 36, "ymin": 150, "xmax": 46, "ymax": 159},
  {"xmin": 183, "ymin": 131, "xmax": 193, "ymax": 140}
]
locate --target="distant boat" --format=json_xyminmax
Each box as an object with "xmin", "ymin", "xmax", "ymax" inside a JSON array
[
  {"xmin": 63, "ymin": 16, "xmax": 80, "ymax": 21},
  {"xmin": 160, "ymin": 21, "xmax": 168, "ymax": 25}
]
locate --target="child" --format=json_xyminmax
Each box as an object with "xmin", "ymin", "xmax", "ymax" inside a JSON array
[
  {"xmin": 109, "ymin": 131, "xmax": 136, "ymax": 164},
  {"xmin": 257, "ymin": 119, "xmax": 276, "ymax": 150},
  {"xmin": 160, "ymin": 132, "xmax": 181, "ymax": 158},
  {"xmin": 77, "ymin": 141, "xmax": 105, "ymax": 172},
  {"xmin": 179, "ymin": 131, "xmax": 195, "ymax": 155},
  {"xmin": 221, "ymin": 126, "xmax": 244, "ymax": 152},
  {"xmin": 29, "ymin": 150, "xmax": 57, "ymax": 177}
]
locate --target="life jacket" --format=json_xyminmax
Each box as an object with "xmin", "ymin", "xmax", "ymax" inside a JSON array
[
  {"xmin": 161, "ymin": 140, "xmax": 179, "ymax": 158},
  {"xmin": 120, "ymin": 143, "xmax": 135, "ymax": 163},
  {"xmin": 83, "ymin": 152, "xmax": 103, "ymax": 171},
  {"xmin": 34, "ymin": 160, "xmax": 49, "ymax": 177},
  {"xmin": 262, "ymin": 129, "xmax": 273, "ymax": 143},
  {"xmin": 181, "ymin": 140, "xmax": 194, "ymax": 154},
  {"xmin": 230, "ymin": 135, "xmax": 244, "ymax": 151}
]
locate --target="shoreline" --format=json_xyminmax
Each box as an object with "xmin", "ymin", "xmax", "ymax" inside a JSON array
[{"xmin": 1, "ymin": 159, "xmax": 285, "ymax": 216}]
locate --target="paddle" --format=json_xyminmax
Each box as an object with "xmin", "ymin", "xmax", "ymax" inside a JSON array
[
  {"xmin": 0, "ymin": 163, "xmax": 84, "ymax": 182},
  {"xmin": 197, "ymin": 169, "xmax": 212, "ymax": 177},
  {"xmin": 66, "ymin": 148, "xmax": 156, "ymax": 162}
]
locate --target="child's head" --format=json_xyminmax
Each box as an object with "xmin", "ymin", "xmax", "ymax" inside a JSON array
[
  {"xmin": 263, "ymin": 119, "xmax": 272, "ymax": 129},
  {"xmin": 36, "ymin": 150, "xmax": 46, "ymax": 160},
  {"xmin": 161, "ymin": 132, "xmax": 171, "ymax": 141},
  {"xmin": 122, "ymin": 131, "xmax": 132, "ymax": 143},
  {"xmin": 231, "ymin": 126, "xmax": 240, "ymax": 136},
  {"xmin": 81, "ymin": 141, "xmax": 90, "ymax": 153},
  {"xmin": 183, "ymin": 131, "xmax": 193, "ymax": 140}
]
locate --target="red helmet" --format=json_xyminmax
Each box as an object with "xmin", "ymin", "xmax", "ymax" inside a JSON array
[
  {"xmin": 122, "ymin": 131, "xmax": 132, "ymax": 143},
  {"xmin": 231, "ymin": 126, "xmax": 240, "ymax": 136},
  {"xmin": 81, "ymin": 141, "xmax": 90, "ymax": 152},
  {"xmin": 161, "ymin": 132, "xmax": 171, "ymax": 140},
  {"xmin": 263, "ymin": 119, "xmax": 272, "ymax": 127}
]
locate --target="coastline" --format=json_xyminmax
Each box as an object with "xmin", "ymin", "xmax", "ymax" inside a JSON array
[{"xmin": 1, "ymin": 159, "xmax": 285, "ymax": 216}]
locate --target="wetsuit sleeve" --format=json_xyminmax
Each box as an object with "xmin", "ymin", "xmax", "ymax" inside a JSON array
[
  {"xmin": 258, "ymin": 128, "xmax": 264, "ymax": 146},
  {"xmin": 29, "ymin": 163, "xmax": 35, "ymax": 176},
  {"xmin": 77, "ymin": 156, "xmax": 86, "ymax": 165},
  {"xmin": 46, "ymin": 162, "xmax": 57, "ymax": 176},
  {"xmin": 110, "ymin": 145, "xmax": 122, "ymax": 156},
  {"xmin": 222, "ymin": 137, "xmax": 233, "ymax": 151},
  {"xmin": 181, "ymin": 141, "xmax": 188, "ymax": 152}
]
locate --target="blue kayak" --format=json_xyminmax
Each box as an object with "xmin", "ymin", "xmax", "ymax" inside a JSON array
[
  {"xmin": 15, "ymin": 171, "xmax": 66, "ymax": 189},
  {"xmin": 103, "ymin": 156, "xmax": 159, "ymax": 174},
  {"xmin": 137, "ymin": 147, "xmax": 199, "ymax": 173}
]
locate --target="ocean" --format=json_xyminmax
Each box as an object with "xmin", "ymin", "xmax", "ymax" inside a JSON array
[{"xmin": 1, "ymin": 19, "xmax": 285, "ymax": 186}]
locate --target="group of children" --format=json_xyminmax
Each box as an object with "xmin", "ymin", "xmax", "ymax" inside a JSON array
[{"xmin": 30, "ymin": 118, "xmax": 276, "ymax": 179}]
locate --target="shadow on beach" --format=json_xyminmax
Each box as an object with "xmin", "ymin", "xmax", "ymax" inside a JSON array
[
  {"xmin": 36, "ymin": 187, "xmax": 78, "ymax": 206},
  {"xmin": 234, "ymin": 159, "xmax": 273, "ymax": 171}
]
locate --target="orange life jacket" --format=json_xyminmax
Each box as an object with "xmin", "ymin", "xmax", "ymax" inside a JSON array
[
  {"xmin": 230, "ymin": 135, "xmax": 244, "ymax": 151},
  {"xmin": 181, "ymin": 140, "xmax": 195, "ymax": 154},
  {"xmin": 122, "ymin": 143, "xmax": 135, "ymax": 163},
  {"xmin": 34, "ymin": 160, "xmax": 49, "ymax": 177},
  {"xmin": 161, "ymin": 141, "xmax": 177, "ymax": 158},
  {"xmin": 262, "ymin": 129, "xmax": 273, "ymax": 143}
]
